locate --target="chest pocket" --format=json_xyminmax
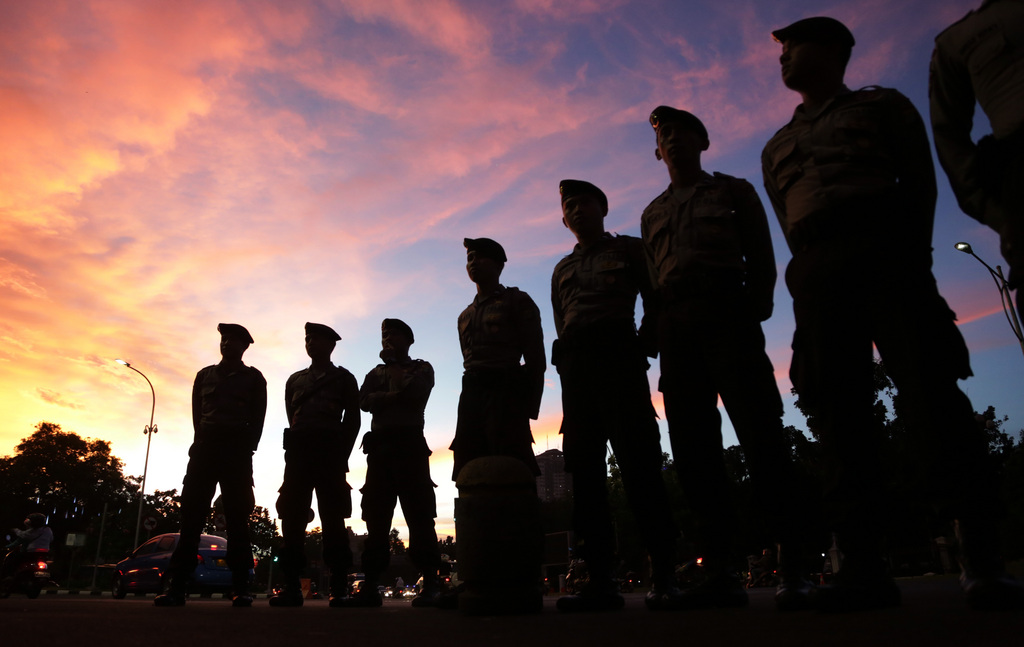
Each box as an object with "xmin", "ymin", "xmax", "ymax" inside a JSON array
[
  {"xmin": 692, "ymin": 189, "xmax": 741, "ymax": 256},
  {"xmin": 593, "ymin": 251, "xmax": 631, "ymax": 290},
  {"xmin": 822, "ymin": 103, "xmax": 897, "ymax": 185}
]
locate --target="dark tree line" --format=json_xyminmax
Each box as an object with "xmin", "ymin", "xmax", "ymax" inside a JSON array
[{"xmin": 0, "ymin": 422, "xmax": 279, "ymax": 587}]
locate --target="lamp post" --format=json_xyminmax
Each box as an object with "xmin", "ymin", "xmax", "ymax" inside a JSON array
[
  {"xmin": 954, "ymin": 242, "xmax": 1024, "ymax": 359},
  {"xmin": 116, "ymin": 359, "xmax": 158, "ymax": 548}
]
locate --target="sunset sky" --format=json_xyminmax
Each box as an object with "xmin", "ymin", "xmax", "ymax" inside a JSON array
[{"xmin": 2, "ymin": 0, "xmax": 1019, "ymax": 543}]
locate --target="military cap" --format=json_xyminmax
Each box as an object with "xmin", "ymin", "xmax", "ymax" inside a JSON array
[
  {"xmin": 304, "ymin": 322, "xmax": 341, "ymax": 341},
  {"xmin": 464, "ymin": 237, "xmax": 507, "ymax": 263},
  {"xmin": 771, "ymin": 16, "xmax": 855, "ymax": 48},
  {"xmin": 382, "ymin": 318, "xmax": 414, "ymax": 343},
  {"xmin": 559, "ymin": 179, "xmax": 608, "ymax": 213},
  {"xmin": 649, "ymin": 106, "xmax": 709, "ymax": 143},
  {"xmin": 217, "ymin": 323, "xmax": 254, "ymax": 344}
]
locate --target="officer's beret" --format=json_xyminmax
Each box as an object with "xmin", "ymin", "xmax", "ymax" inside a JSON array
[
  {"xmin": 217, "ymin": 323, "xmax": 254, "ymax": 344},
  {"xmin": 559, "ymin": 179, "xmax": 608, "ymax": 213},
  {"xmin": 305, "ymin": 322, "xmax": 341, "ymax": 341},
  {"xmin": 649, "ymin": 106, "xmax": 709, "ymax": 143},
  {"xmin": 772, "ymin": 16, "xmax": 855, "ymax": 48},
  {"xmin": 464, "ymin": 237, "xmax": 507, "ymax": 263},
  {"xmin": 382, "ymin": 318, "xmax": 414, "ymax": 343}
]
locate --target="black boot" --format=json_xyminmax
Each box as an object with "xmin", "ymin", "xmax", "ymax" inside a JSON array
[
  {"xmin": 411, "ymin": 576, "xmax": 442, "ymax": 608},
  {"xmin": 269, "ymin": 578, "xmax": 304, "ymax": 607},
  {"xmin": 328, "ymin": 572, "xmax": 350, "ymax": 608},
  {"xmin": 956, "ymin": 518, "xmax": 1024, "ymax": 611},
  {"xmin": 341, "ymin": 580, "xmax": 382, "ymax": 607},
  {"xmin": 231, "ymin": 571, "xmax": 254, "ymax": 608},
  {"xmin": 815, "ymin": 537, "xmax": 900, "ymax": 613},
  {"xmin": 775, "ymin": 543, "xmax": 817, "ymax": 612},
  {"xmin": 154, "ymin": 573, "xmax": 187, "ymax": 607}
]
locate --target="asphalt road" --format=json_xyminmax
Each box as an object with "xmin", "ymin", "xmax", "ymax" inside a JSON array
[{"xmin": 3, "ymin": 578, "xmax": 1020, "ymax": 647}]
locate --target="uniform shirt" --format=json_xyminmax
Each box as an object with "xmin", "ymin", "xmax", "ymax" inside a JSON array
[
  {"xmin": 458, "ymin": 284, "xmax": 546, "ymax": 419},
  {"xmin": 285, "ymin": 364, "xmax": 360, "ymax": 431},
  {"xmin": 641, "ymin": 171, "xmax": 776, "ymax": 321},
  {"xmin": 191, "ymin": 362, "xmax": 267, "ymax": 451},
  {"xmin": 458, "ymin": 285, "xmax": 546, "ymax": 373},
  {"xmin": 930, "ymin": 0, "xmax": 1024, "ymax": 222},
  {"xmin": 551, "ymin": 233, "xmax": 653, "ymax": 338},
  {"xmin": 762, "ymin": 85, "xmax": 937, "ymax": 253},
  {"xmin": 359, "ymin": 358, "xmax": 434, "ymax": 431}
]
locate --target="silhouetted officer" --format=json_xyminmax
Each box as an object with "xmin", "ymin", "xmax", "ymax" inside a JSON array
[
  {"xmin": 551, "ymin": 179, "xmax": 680, "ymax": 613},
  {"xmin": 156, "ymin": 323, "xmax": 266, "ymax": 607},
  {"xmin": 763, "ymin": 16, "xmax": 1023, "ymax": 611},
  {"xmin": 930, "ymin": 0, "xmax": 1024, "ymax": 322},
  {"xmin": 450, "ymin": 238, "xmax": 546, "ymax": 479},
  {"xmin": 348, "ymin": 319, "xmax": 441, "ymax": 608},
  {"xmin": 270, "ymin": 323, "xmax": 360, "ymax": 608},
  {"xmin": 642, "ymin": 107, "xmax": 808, "ymax": 611}
]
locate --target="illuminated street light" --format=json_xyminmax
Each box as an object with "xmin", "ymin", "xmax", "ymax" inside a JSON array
[
  {"xmin": 954, "ymin": 242, "xmax": 1024, "ymax": 359},
  {"xmin": 116, "ymin": 359, "xmax": 158, "ymax": 548}
]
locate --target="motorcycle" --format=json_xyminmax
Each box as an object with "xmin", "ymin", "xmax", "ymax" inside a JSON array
[{"xmin": 0, "ymin": 549, "xmax": 52, "ymax": 599}]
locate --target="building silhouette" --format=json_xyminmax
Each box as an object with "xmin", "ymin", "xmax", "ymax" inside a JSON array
[{"xmin": 535, "ymin": 448, "xmax": 572, "ymax": 502}]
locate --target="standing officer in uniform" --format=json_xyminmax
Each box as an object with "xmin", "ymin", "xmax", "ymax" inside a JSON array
[
  {"xmin": 763, "ymin": 16, "xmax": 1023, "ymax": 611},
  {"xmin": 269, "ymin": 323, "xmax": 360, "ymax": 608},
  {"xmin": 551, "ymin": 179, "xmax": 681, "ymax": 612},
  {"xmin": 450, "ymin": 238, "xmax": 546, "ymax": 480},
  {"xmin": 156, "ymin": 323, "xmax": 266, "ymax": 607},
  {"xmin": 642, "ymin": 108, "xmax": 809, "ymax": 611},
  {"xmin": 348, "ymin": 318, "xmax": 442, "ymax": 608},
  {"xmin": 930, "ymin": 0, "xmax": 1024, "ymax": 323}
]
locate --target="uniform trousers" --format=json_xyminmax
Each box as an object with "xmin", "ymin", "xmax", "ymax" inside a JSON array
[
  {"xmin": 276, "ymin": 445, "xmax": 352, "ymax": 580},
  {"xmin": 359, "ymin": 448, "xmax": 440, "ymax": 582},
  {"xmin": 658, "ymin": 305, "xmax": 799, "ymax": 571},
  {"xmin": 557, "ymin": 326, "xmax": 676, "ymax": 584},
  {"xmin": 168, "ymin": 446, "xmax": 255, "ymax": 581},
  {"xmin": 786, "ymin": 237, "xmax": 999, "ymax": 571}
]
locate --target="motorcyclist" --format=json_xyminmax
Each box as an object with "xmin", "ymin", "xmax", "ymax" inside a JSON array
[{"xmin": 3, "ymin": 513, "xmax": 52, "ymax": 576}]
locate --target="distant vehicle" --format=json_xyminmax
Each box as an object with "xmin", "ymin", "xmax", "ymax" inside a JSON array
[
  {"xmin": 0, "ymin": 548, "xmax": 52, "ymax": 599},
  {"xmin": 111, "ymin": 533, "xmax": 253, "ymax": 599}
]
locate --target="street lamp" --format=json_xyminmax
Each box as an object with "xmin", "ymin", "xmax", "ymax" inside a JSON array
[
  {"xmin": 116, "ymin": 359, "xmax": 158, "ymax": 548},
  {"xmin": 954, "ymin": 242, "xmax": 1024, "ymax": 358}
]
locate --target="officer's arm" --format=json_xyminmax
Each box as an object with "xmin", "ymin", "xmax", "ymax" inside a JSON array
[
  {"xmin": 338, "ymin": 374, "xmax": 361, "ymax": 465},
  {"xmin": 761, "ymin": 147, "xmax": 793, "ymax": 254},
  {"xmin": 928, "ymin": 43, "xmax": 987, "ymax": 222},
  {"xmin": 518, "ymin": 293, "xmax": 547, "ymax": 420},
  {"xmin": 249, "ymin": 372, "xmax": 268, "ymax": 452},
  {"xmin": 890, "ymin": 92, "xmax": 938, "ymax": 247},
  {"xmin": 358, "ymin": 368, "xmax": 384, "ymax": 413},
  {"xmin": 191, "ymin": 371, "xmax": 203, "ymax": 436},
  {"xmin": 377, "ymin": 361, "xmax": 434, "ymax": 410},
  {"xmin": 284, "ymin": 375, "xmax": 296, "ymax": 426},
  {"xmin": 631, "ymin": 236, "xmax": 660, "ymax": 357},
  {"xmin": 735, "ymin": 179, "xmax": 777, "ymax": 322},
  {"xmin": 400, "ymin": 362, "xmax": 435, "ymax": 411},
  {"xmin": 551, "ymin": 268, "xmax": 565, "ymax": 340}
]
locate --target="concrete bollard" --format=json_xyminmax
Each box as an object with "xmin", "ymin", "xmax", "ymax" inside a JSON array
[{"xmin": 455, "ymin": 456, "xmax": 544, "ymax": 615}]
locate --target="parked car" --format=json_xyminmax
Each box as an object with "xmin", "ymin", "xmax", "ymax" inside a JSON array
[{"xmin": 112, "ymin": 533, "xmax": 251, "ymax": 599}]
